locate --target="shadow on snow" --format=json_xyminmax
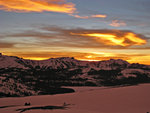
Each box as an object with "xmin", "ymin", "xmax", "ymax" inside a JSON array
[{"xmin": 16, "ymin": 105, "xmax": 68, "ymax": 113}]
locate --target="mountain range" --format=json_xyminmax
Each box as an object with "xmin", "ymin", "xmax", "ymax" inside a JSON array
[{"xmin": 0, "ymin": 53, "xmax": 150, "ymax": 97}]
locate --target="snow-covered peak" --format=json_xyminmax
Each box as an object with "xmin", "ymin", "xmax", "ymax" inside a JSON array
[
  {"xmin": 101, "ymin": 59, "xmax": 129, "ymax": 65},
  {"xmin": 50, "ymin": 57, "xmax": 75, "ymax": 60},
  {"xmin": 90, "ymin": 59, "xmax": 129, "ymax": 70},
  {"xmin": 0, "ymin": 54, "xmax": 27, "ymax": 69},
  {"xmin": 0, "ymin": 53, "xmax": 148, "ymax": 71}
]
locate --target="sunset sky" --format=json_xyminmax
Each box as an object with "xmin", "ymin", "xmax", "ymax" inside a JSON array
[{"xmin": 0, "ymin": 0, "xmax": 150, "ymax": 64}]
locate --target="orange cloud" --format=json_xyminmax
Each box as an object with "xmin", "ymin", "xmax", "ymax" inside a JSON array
[
  {"xmin": 91, "ymin": 14, "xmax": 107, "ymax": 18},
  {"xmin": 70, "ymin": 14, "xmax": 107, "ymax": 19},
  {"xmin": 0, "ymin": 0, "xmax": 76, "ymax": 13},
  {"xmin": 109, "ymin": 20, "xmax": 126, "ymax": 27},
  {"xmin": 71, "ymin": 32, "xmax": 146, "ymax": 47},
  {"xmin": 0, "ymin": 0, "xmax": 108, "ymax": 20}
]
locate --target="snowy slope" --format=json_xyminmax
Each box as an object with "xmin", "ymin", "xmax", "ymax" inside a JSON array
[
  {"xmin": 0, "ymin": 84, "xmax": 150, "ymax": 113},
  {"xmin": 0, "ymin": 55, "xmax": 26, "ymax": 69}
]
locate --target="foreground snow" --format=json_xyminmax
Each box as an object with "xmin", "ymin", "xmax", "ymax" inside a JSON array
[{"xmin": 0, "ymin": 84, "xmax": 150, "ymax": 113}]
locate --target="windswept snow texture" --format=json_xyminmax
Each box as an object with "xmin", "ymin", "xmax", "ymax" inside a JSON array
[{"xmin": 0, "ymin": 84, "xmax": 150, "ymax": 113}]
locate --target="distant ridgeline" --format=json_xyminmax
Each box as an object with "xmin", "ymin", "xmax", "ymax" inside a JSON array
[{"xmin": 0, "ymin": 53, "xmax": 150, "ymax": 97}]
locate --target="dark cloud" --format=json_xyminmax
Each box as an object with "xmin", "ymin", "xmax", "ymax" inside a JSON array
[{"xmin": 0, "ymin": 42, "xmax": 14, "ymax": 48}]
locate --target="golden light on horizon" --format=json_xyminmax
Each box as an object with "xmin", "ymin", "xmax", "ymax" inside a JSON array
[
  {"xmin": 85, "ymin": 55, "xmax": 93, "ymax": 58},
  {"xmin": 21, "ymin": 57, "xmax": 50, "ymax": 61},
  {"xmin": 2, "ymin": 51, "xmax": 149, "ymax": 65}
]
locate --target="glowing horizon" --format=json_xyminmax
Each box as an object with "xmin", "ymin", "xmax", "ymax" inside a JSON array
[
  {"xmin": 11, "ymin": 56, "xmax": 150, "ymax": 65},
  {"xmin": 1, "ymin": 51, "xmax": 150, "ymax": 65}
]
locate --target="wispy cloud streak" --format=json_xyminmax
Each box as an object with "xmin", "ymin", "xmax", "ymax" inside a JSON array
[
  {"xmin": 70, "ymin": 14, "xmax": 107, "ymax": 19},
  {"xmin": 109, "ymin": 20, "xmax": 126, "ymax": 27},
  {"xmin": 0, "ymin": 0, "xmax": 76, "ymax": 13}
]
